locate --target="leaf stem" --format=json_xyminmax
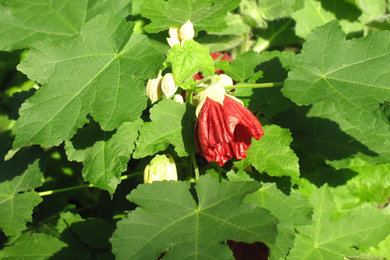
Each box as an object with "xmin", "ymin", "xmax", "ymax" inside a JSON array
[
  {"xmin": 224, "ymin": 82, "xmax": 284, "ymax": 89},
  {"xmin": 37, "ymin": 171, "xmax": 143, "ymax": 197},
  {"xmin": 191, "ymin": 154, "xmax": 200, "ymax": 180}
]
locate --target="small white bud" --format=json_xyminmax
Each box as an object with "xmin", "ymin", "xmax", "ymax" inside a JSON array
[
  {"xmin": 146, "ymin": 76, "xmax": 162, "ymax": 104},
  {"xmin": 161, "ymin": 73, "xmax": 178, "ymax": 98},
  {"xmin": 173, "ymin": 94, "xmax": 184, "ymax": 104},
  {"xmin": 144, "ymin": 154, "xmax": 178, "ymax": 184},
  {"xmin": 217, "ymin": 74, "xmax": 233, "ymax": 87},
  {"xmin": 179, "ymin": 20, "xmax": 195, "ymax": 42},
  {"xmin": 167, "ymin": 27, "xmax": 180, "ymax": 47}
]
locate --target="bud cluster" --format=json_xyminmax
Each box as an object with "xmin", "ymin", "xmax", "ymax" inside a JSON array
[
  {"xmin": 166, "ymin": 21, "xmax": 195, "ymax": 47},
  {"xmin": 146, "ymin": 73, "xmax": 178, "ymax": 104}
]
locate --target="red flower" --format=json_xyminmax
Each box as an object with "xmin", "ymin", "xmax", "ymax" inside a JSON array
[
  {"xmin": 193, "ymin": 52, "xmax": 232, "ymax": 80},
  {"xmin": 195, "ymin": 79, "xmax": 264, "ymax": 166}
]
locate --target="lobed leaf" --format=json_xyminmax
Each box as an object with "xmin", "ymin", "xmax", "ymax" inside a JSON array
[
  {"xmin": 133, "ymin": 100, "xmax": 196, "ymax": 158},
  {"xmin": 14, "ymin": 14, "xmax": 163, "ymax": 149},
  {"xmin": 0, "ymin": 0, "xmax": 132, "ymax": 51},
  {"xmin": 65, "ymin": 120, "xmax": 143, "ymax": 194},
  {"xmin": 283, "ymin": 20, "xmax": 390, "ymax": 161},
  {"xmin": 140, "ymin": 0, "xmax": 241, "ymax": 33},
  {"xmin": 111, "ymin": 175, "xmax": 278, "ymax": 259}
]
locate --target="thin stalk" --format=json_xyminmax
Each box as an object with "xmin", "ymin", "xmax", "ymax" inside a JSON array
[
  {"xmin": 38, "ymin": 171, "xmax": 143, "ymax": 197},
  {"xmin": 191, "ymin": 154, "xmax": 200, "ymax": 180},
  {"xmin": 224, "ymin": 82, "xmax": 283, "ymax": 90}
]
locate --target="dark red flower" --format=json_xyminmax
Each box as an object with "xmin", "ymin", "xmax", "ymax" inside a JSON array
[
  {"xmin": 195, "ymin": 82, "xmax": 264, "ymax": 166},
  {"xmin": 193, "ymin": 52, "xmax": 233, "ymax": 80}
]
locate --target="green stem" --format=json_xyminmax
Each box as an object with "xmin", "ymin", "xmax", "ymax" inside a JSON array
[
  {"xmin": 186, "ymin": 89, "xmax": 194, "ymax": 105},
  {"xmin": 224, "ymin": 82, "xmax": 283, "ymax": 90},
  {"xmin": 191, "ymin": 154, "xmax": 200, "ymax": 180},
  {"xmin": 38, "ymin": 171, "xmax": 143, "ymax": 197}
]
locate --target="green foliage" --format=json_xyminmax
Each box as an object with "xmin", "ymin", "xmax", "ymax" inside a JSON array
[
  {"xmin": 0, "ymin": 233, "xmax": 66, "ymax": 260},
  {"xmin": 65, "ymin": 120, "xmax": 143, "ymax": 194},
  {"xmin": 0, "ymin": 143, "xmax": 44, "ymax": 236},
  {"xmin": 288, "ymin": 186, "xmax": 390, "ymax": 259},
  {"xmin": 14, "ymin": 14, "xmax": 163, "ymax": 149},
  {"xmin": 0, "ymin": 0, "xmax": 389, "ymax": 258},
  {"xmin": 236, "ymin": 125, "xmax": 300, "ymax": 179},
  {"xmin": 243, "ymin": 182, "xmax": 313, "ymax": 259},
  {"xmin": 291, "ymin": 0, "xmax": 363, "ymax": 38},
  {"xmin": 134, "ymin": 100, "xmax": 196, "ymax": 158},
  {"xmin": 141, "ymin": 0, "xmax": 241, "ymax": 33},
  {"xmin": 283, "ymin": 20, "xmax": 390, "ymax": 161},
  {"xmin": 111, "ymin": 175, "xmax": 278, "ymax": 259},
  {"xmin": 0, "ymin": 0, "xmax": 132, "ymax": 51},
  {"xmin": 167, "ymin": 40, "xmax": 214, "ymax": 87}
]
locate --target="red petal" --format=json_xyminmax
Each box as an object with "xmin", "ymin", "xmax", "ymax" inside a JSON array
[{"xmin": 195, "ymin": 96, "xmax": 264, "ymax": 166}]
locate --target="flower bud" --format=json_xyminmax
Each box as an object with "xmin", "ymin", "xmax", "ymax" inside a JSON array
[
  {"xmin": 144, "ymin": 154, "xmax": 178, "ymax": 184},
  {"xmin": 167, "ymin": 27, "xmax": 180, "ymax": 47},
  {"xmin": 216, "ymin": 74, "xmax": 233, "ymax": 87},
  {"xmin": 179, "ymin": 20, "xmax": 194, "ymax": 41},
  {"xmin": 146, "ymin": 76, "xmax": 163, "ymax": 104},
  {"xmin": 161, "ymin": 73, "xmax": 178, "ymax": 99},
  {"xmin": 173, "ymin": 94, "xmax": 184, "ymax": 104}
]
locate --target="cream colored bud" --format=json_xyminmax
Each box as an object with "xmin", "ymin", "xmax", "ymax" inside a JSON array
[
  {"xmin": 146, "ymin": 76, "xmax": 163, "ymax": 104},
  {"xmin": 167, "ymin": 27, "xmax": 180, "ymax": 47},
  {"xmin": 144, "ymin": 154, "xmax": 178, "ymax": 184},
  {"xmin": 179, "ymin": 20, "xmax": 195, "ymax": 41},
  {"xmin": 161, "ymin": 73, "xmax": 178, "ymax": 98},
  {"xmin": 217, "ymin": 74, "xmax": 233, "ymax": 87},
  {"xmin": 195, "ymin": 83, "xmax": 227, "ymax": 117},
  {"xmin": 167, "ymin": 37, "xmax": 180, "ymax": 47},
  {"xmin": 173, "ymin": 94, "xmax": 184, "ymax": 104}
]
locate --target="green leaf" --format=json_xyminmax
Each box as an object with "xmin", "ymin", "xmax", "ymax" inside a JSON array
[
  {"xmin": 291, "ymin": 0, "xmax": 363, "ymax": 39},
  {"xmin": 253, "ymin": 19, "xmax": 301, "ymax": 52},
  {"xmin": 167, "ymin": 40, "xmax": 214, "ymax": 87},
  {"xmin": 282, "ymin": 20, "xmax": 390, "ymax": 161},
  {"xmin": 336, "ymin": 159, "xmax": 390, "ymax": 205},
  {"xmin": 0, "ymin": 142, "xmax": 45, "ymax": 236},
  {"xmin": 233, "ymin": 50, "xmax": 295, "ymax": 118},
  {"xmin": 140, "ymin": 0, "xmax": 241, "ymax": 33},
  {"xmin": 133, "ymin": 100, "xmax": 196, "ymax": 158},
  {"xmin": 356, "ymin": 0, "xmax": 387, "ymax": 24},
  {"xmin": 244, "ymin": 183, "xmax": 313, "ymax": 260},
  {"xmin": 65, "ymin": 120, "xmax": 143, "ymax": 193},
  {"xmin": 236, "ymin": 125, "xmax": 300, "ymax": 179},
  {"xmin": 14, "ymin": 14, "xmax": 163, "ymax": 149},
  {"xmin": 0, "ymin": 233, "xmax": 66, "ymax": 260},
  {"xmin": 196, "ymin": 35, "xmax": 242, "ymax": 53},
  {"xmin": 208, "ymin": 12, "xmax": 250, "ymax": 36},
  {"xmin": 224, "ymin": 51, "xmax": 260, "ymax": 82},
  {"xmin": 0, "ymin": 0, "xmax": 132, "ymax": 51},
  {"xmin": 258, "ymin": 0, "xmax": 299, "ymax": 20},
  {"xmin": 110, "ymin": 175, "xmax": 278, "ymax": 259},
  {"xmin": 288, "ymin": 186, "xmax": 390, "ymax": 259}
]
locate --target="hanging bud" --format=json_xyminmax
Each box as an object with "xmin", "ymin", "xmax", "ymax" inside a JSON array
[
  {"xmin": 161, "ymin": 73, "xmax": 178, "ymax": 98},
  {"xmin": 144, "ymin": 154, "xmax": 178, "ymax": 184},
  {"xmin": 167, "ymin": 27, "xmax": 180, "ymax": 47},
  {"xmin": 173, "ymin": 94, "xmax": 184, "ymax": 104},
  {"xmin": 179, "ymin": 20, "xmax": 195, "ymax": 42},
  {"xmin": 146, "ymin": 76, "xmax": 163, "ymax": 104},
  {"xmin": 216, "ymin": 74, "xmax": 233, "ymax": 87}
]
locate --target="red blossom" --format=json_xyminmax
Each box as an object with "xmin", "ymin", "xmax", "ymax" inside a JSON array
[
  {"xmin": 193, "ymin": 52, "xmax": 233, "ymax": 80},
  {"xmin": 195, "ymin": 94, "xmax": 264, "ymax": 166}
]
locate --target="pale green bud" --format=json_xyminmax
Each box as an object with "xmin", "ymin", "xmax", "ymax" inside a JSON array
[
  {"xmin": 146, "ymin": 75, "xmax": 162, "ymax": 104},
  {"xmin": 144, "ymin": 154, "xmax": 178, "ymax": 184},
  {"xmin": 161, "ymin": 73, "xmax": 178, "ymax": 98}
]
